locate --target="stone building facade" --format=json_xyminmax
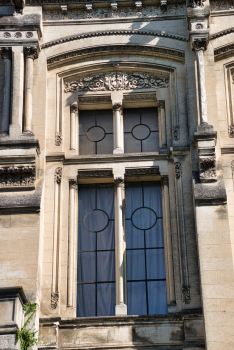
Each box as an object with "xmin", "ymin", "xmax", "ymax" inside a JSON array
[{"xmin": 0, "ymin": 0, "xmax": 234, "ymax": 349}]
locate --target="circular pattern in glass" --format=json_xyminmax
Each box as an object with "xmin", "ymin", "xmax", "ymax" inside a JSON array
[
  {"xmin": 87, "ymin": 126, "xmax": 106, "ymax": 142},
  {"xmin": 131, "ymin": 207, "xmax": 157, "ymax": 230},
  {"xmin": 131, "ymin": 124, "xmax": 151, "ymax": 141},
  {"xmin": 83, "ymin": 209, "xmax": 109, "ymax": 233}
]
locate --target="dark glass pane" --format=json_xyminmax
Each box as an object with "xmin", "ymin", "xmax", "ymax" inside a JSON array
[
  {"xmin": 125, "ymin": 184, "xmax": 143, "ymax": 218},
  {"xmin": 127, "ymin": 282, "xmax": 147, "ymax": 315},
  {"xmin": 97, "ymin": 251, "xmax": 115, "ymax": 282},
  {"xmin": 127, "ymin": 250, "xmax": 145, "ymax": 281},
  {"xmin": 97, "ymin": 221, "xmax": 115, "ymax": 251},
  {"xmin": 78, "ymin": 222, "xmax": 96, "ymax": 251},
  {"xmin": 79, "ymin": 135, "xmax": 95, "ymax": 155},
  {"xmin": 97, "ymin": 134, "xmax": 113, "ymax": 155},
  {"xmin": 142, "ymin": 131, "xmax": 159, "ymax": 152},
  {"xmin": 77, "ymin": 284, "xmax": 95, "ymax": 317},
  {"xmin": 124, "ymin": 133, "xmax": 141, "ymax": 153},
  {"xmin": 141, "ymin": 107, "xmax": 158, "ymax": 131},
  {"xmin": 96, "ymin": 185, "xmax": 114, "ymax": 219},
  {"xmin": 147, "ymin": 281, "xmax": 167, "ymax": 314},
  {"xmin": 143, "ymin": 184, "xmax": 162, "ymax": 217},
  {"xmin": 123, "ymin": 108, "xmax": 140, "ymax": 132},
  {"xmin": 97, "ymin": 283, "xmax": 116, "ymax": 316},
  {"xmin": 96, "ymin": 109, "xmax": 113, "ymax": 133},
  {"xmin": 126, "ymin": 220, "xmax": 144, "ymax": 249},
  {"xmin": 146, "ymin": 249, "xmax": 166, "ymax": 279},
  {"xmin": 78, "ymin": 252, "xmax": 96, "ymax": 282},
  {"xmin": 79, "ymin": 110, "xmax": 95, "ymax": 134},
  {"xmin": 78, "ymin": 185, "xmax": 96, "ymax": 219},
  {"xmin": 145, "ymin": 218, "xmax": 164, "ymax": 248}
]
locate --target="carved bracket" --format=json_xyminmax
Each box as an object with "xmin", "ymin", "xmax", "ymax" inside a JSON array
[{"xmin": 199, "ymin": 156, "xmax": 216, "ymax": 181}]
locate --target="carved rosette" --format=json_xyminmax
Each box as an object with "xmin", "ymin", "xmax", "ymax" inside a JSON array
[
  {"xmin": 69, "ymin": 179, "xmax": 77, "ymax": 189},
  {"xmin": 199, "ymin": 156, "xmax": 216, "ymax": 180},
  {"xmin": 0, "ymin": 47, "xmax": 12, "ymax": 60},
  {"xmin": 174, "ymin": 162, "xmax": 182, "ymax": 178},
  {"xmin": 54, "ymin": 167, "xmax": 62, "ymax": 184},
  {"xmin": 0, "ymin": 166, "xmax": 35, "ymax": 187},
  {"xmin": 173, "ymin": 126, "xmax": 180, "ymax": 141},
  {"xmin": 24, "ymin": 47, "xmax": 38, "ymax": 60},
  {"xmin": 192, "ymin": 38, "xmax": 208, "ymax": 52},
  {"xmin": 228, "ymin": 125, "xmax": 234, "ymax": 138},
  {"xmin": 182, "ymin": 286, "xmax": 190, "ymax": 304},
  {"xmin": 51, "ymin": 292, "xmax": 59, "ymax": 309},
  {"xmin": 55, "ymin": 132, "xmax": 63, "ymax": 146}
]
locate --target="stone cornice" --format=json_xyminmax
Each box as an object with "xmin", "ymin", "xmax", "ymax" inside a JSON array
[
  {"xmin": 214, "ymin": 42, "xmax": 234, "ymax": 61},
  {"xmin": 41, "ymin": 29, "xmax": 188, "ymax": 50},
  {"xmin": 47, "ymin": 44, "xmax": 185, "ymax": 67},
  {"xmin": 210, "ymin": 27, "xmax": 234, "ymax": 40}
]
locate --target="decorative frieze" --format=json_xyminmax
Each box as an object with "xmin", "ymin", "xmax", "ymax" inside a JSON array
[
  {"xmin": 125, "ymin": 168, "xmax": 159, "ymax": 175},
  {"xmin": 0, "ymin": 166, "xmax": 35, "ymax": 187},
  {"xmin": 47, "ymin": 45, "xmax": 185, "ymax": 66},
  {"xmin": 211, "ymin": 27, "xmax": 234, "ymax": 40},
  {"xmin": 124, "ymin": 93, "xmax": 156, "ymax": 101},
  {"xmin": 199, "ymin": 156, "xmax": 216, "ymax": 181},
  {"xmin": 211, "ymin": 1, "xmax": 234, "ymax": 12},
  {"xmin": 78, "ymin": 170, "xmax": 112, "ymax": 177},
  {"xmin": 64, "ymin": 72, "xmax": 169, "ymax": 93},
  {"xmin": 79, "ymin": 95, "xmax": 111, "ymax": 103},
  {"xmin": 214, "ymin": 43, "xmax": 234, "ymax": 61},
  {"xmin": 54, "ymin": 167, "xmax": 62, "ymax": 184},
  {"xmin": 43, "ymin": 4, "xmax": 186, "ymax": 21},
  {"xmin": 55, "ymin": 132, "xmax": 62, "ymax": 146}
]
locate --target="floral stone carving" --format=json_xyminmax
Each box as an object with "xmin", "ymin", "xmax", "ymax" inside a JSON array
[
  {"xmin": 0, "ymin": 166, "xmax": 36, "ymax": 187},
  {"xmin": 199, "ymin": 156, "xmax": 216, "ymax": 181},
  {"xmin": 64, "ymin": 72, "xmax": 169, "ymax": 92}
]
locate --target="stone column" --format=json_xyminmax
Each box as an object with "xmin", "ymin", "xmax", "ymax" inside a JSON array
[
  {"xmin": 67, "ymin": 179, "xmax": 77, "ymax": 307},
  {"xmin": 193, "ymin": 39, "xmax": 208, "ymax": 125},
  {"xmin": 114, "ymin": 175, "xmax": 127, "ymax": 315},
  {"xmin": 158, "ymin": 100, "xmax": 167, "ymax": 147},
  {"xmin": 10, "ymin": 46, "xmax": 24, "ymax": 137},
  {"xmin": 24, "ymin": 47, "xmax": 38, "ymax": 134},
  {"xmin": 70, "ymin": 103, "xmax": 78, "ymax": 150},
  {"xmin": 113, "ymin": 103, "xmax": 124, "ymax": 154},
  {"xmin": 0, "ymin": 48, "xmax": 12, "ymax": 135}
]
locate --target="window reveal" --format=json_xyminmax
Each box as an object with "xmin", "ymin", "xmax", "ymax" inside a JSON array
[
  {"xmin": 79, "ymin": 109, "xmax": 114, "ymax": 155},
  {"xmin": 124, "ymin": 107, "xmax": 159, "ymax": 153}
]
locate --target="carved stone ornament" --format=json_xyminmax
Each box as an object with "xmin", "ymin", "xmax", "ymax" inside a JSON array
[
  {"xmin": 79, "ymin": 95, "xmax": 111, "ymax": 103},
  {"xmin": 161, "ymin": 175, "xmax": 169, "ymax": 186},
  {"xmin": 191, "ymin": 0, "xmax": 205, "ymax": 8},
  {"xmin": 113, "ymin": 103, "xmax": 122, "ymax": 111},
  {"xmin": 24, "ymin": 47, "xmax": 38, "ymax": 60},
  {"xmin": 3, "ymin": 32, "xmax": 11, "ymax": 38},
  {"xmin": 86, "ymin": 4, "xmax": 93, "ymax": 18},
  {"xmin": 192, "ymin": 38, "xmax": 208, "ymax": 52},
  {"xmin": 228, "ymin": 125, "xmax": 234, "ymax": 138},
  {"xmin": 0, "ymin": 166, "xmax": 35, "ymax": 187},
  {"xmin": 69, "ymin": 179, "xmax": 77, "ymax": 189},
  {"xmin": 211, "ymin": 1, "xmax": 234, "ymax": 12},
  {"xmin": 195, "ymin": 23, "xmax": 204, "ymax": 30},
  {"xmin": 174, "ymin": 162, "xmax": 182, "ymax": 178},
  {"xmin": 54, "ymin": 167, "xmax": 62, "ymax": 184},
  {"xmin": 51, "ymin": 292, "xmax": 59, "ymax": 309},
  {"xmin": 55, "ymin": 132, "xmax": 62, "ymax": 146},
  {"xmin": 61, "ymin": 5, "xmax": 67, "ymax": 19},
  {"xmin": 125, "ymin": 168, "xmax": 159, "ymax": 175},
  {"xmin": 65, "ymin": 72, "xmax": 169, "ymax": 92},
  {"xmin": 124, "ymin": 93, "xmax": 156, "ymax": 101},
  {"xmin": 26, "ymin": 32, "xmax": 33, "ymax": 38},
  {"xmin": 231, "ymin": 160, "xmax": 234, "ymax": 175},
  {"xmin": 158, "ymin": 100, "xmax": 165, "ymax": 108},
  {"xmin": 78, "ymin": 170, "xmax": 112, "ymax": 177},
  {"xmin": 135, "ymin": 1, "xmax": 142, "ymax": 15},
  {"xmin": 70, "ymin": 104, "xmax": 78, "ymax": 113},
  {"xmin": 199, "ymin": 157, "xmax": 216, "ymax": 180},
  {"xmin": 182, "ymin": 286, "xmax": 190, "ymax": 304},
  {"xmin": 0, "ymin": 47, "xmax": 12, "ymax": 60},
  {"xmin": 114, "ymin": 177, "xmax": 124, "ymax": 187},
  {"xmin": 14, "ymin": 32, "xmax": 22, "ymax": 38},
  {"xmin": 173, "ymin": 126, "xmax": 180, "ymax": 140}
]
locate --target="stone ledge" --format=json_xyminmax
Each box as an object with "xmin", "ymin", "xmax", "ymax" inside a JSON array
[{"xmin": 193, "ymin": 173, "xmax": 227, "ymax": 205}]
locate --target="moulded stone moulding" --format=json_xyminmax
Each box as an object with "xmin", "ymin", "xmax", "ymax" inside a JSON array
[
  {"xmin": 78, "ymin": 170, "xmax": 113, "ymax": 177},
  {"xmin": 125, "ymin": 167, "xmax": 160, "ymax": 175},
  {"xmin": 0, "ymin": 165, "xmax": 36, "ymax": 189}
]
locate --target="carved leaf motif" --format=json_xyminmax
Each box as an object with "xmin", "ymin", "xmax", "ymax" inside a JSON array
[{"xmin": 0, "ymin": 166, "xmax": 35, "ymax": 187}]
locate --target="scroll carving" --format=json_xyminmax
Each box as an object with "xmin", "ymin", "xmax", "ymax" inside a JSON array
[
  {"xmin": 64, "ymin": 72, "xmax": 169, "ymax": 92},
  {"xmin": 54, "ymin": 167, "xmax": 62, "ymax": 184},
  {"xmin": 231, "ymin": 160, "xmax": 234, "ymax": 175},
  {"xmin": 0, "ymin": 166, "xmax": 35, "ymax": 187},
  {"xmin": 161, "ymin": 175, "xmax": 169, "ymax": 186}
]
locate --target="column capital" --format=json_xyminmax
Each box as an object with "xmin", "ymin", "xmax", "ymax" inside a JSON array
[
  {"xmin": 114, "ymin": 175, "xmax": 124, "ymax": 187},
  {"xmin": 70, "ymin": 103, "xmax": 78, "ymax": 113},
  {"xmin": 69, "ymin": 178, "xmax": 77, "ymax": 189},
  {"xmin": 158, "ymin": 100, "xmax": 165, "ymax": 109},
  {"xmin": 24, "ymin": 46, "xmax": 38, "ymax": 60},
  {"xmin": 191, "ymin": 37, "xmax": 208, "ymax": 52},
  {"xmin": 161, "ymin": 175, "xmax": 169, "ymax": 186},
  {"xmin": 113, "ymin": 102, "xmax": 122, "ymax": 111},
  {"xmin": 1, "ymin": 47, "xmax": 12, "ymax": 60}
]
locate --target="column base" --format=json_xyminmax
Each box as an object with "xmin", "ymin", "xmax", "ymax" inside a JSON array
[
  {"xmin": 115, "ymin": 303, "xmax": 127, "ymax": 316},
  {"xmin": 9, "ymin": 124, "xmax": 22, "ymax": 138},
  {"xmin": 113, "ymin": 148, "xmax": 124, "ymax": 155},
  {"xmin": 22, "ymin": 130, "xmax": 35, "ymax": 137}
]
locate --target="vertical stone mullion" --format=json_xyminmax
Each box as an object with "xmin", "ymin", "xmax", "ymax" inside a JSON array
[
  {"xmin": 113, "ymin": 103, "xmax": 124, "ymax": 154},
  {"xmin": 158, "ymin": 100, "xmax": 167, "ymax": 147},
  {"xmin": 0, "ymin": 47, "xmax": 12, "ymax": 134},
  {"xmin": 70, "ymin": 103, "xmax": 78, "ymax": 150}
]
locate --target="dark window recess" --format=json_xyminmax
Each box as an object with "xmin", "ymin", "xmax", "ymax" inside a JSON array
[
  {"xmin": 77, "ymin": 184, "xmax": 115, "ymax": 317},
  {"xmin": 79, "ymin": 109, "xmax": 113, "ymax": 155},
  {"xmin": 125, "ymin": 182, "xmax": 167, "ymax": 315},
  {"xmin": 124, "ymin": 107, "xmax": 159, "ymax": 153}
]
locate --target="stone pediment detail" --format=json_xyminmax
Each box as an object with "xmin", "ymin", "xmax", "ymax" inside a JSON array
[{"xmin": 64, "ymin": 72, "xmax": 169, "ymax": 92}]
